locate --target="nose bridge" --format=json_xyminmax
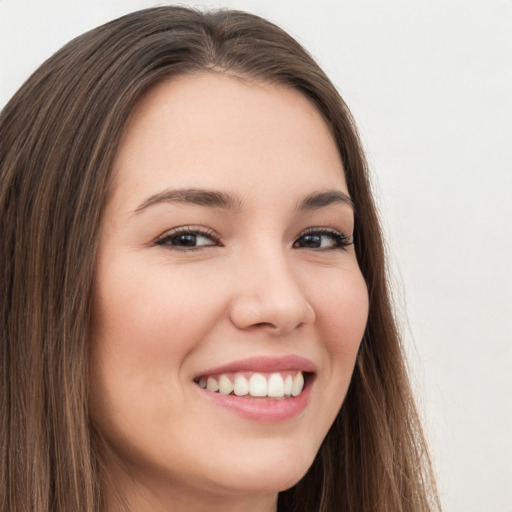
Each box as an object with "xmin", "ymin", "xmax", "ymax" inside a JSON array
[{"xmin": 229, "ymin": 241, "xmax": 315, "ymax": 333}]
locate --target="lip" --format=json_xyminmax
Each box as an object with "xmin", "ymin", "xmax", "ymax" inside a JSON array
[
  {"xmin": 193, "ymin": 355, "xmax": 316, "ymax": 423},
  {"xmin": 193, "ymin": 355, "xmax": 317, "ymax": 379}
]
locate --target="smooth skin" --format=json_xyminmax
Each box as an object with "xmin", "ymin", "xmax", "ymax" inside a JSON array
[{"xmin": 90, "ymin": 72, "xmax": 369, "ymax": 512}]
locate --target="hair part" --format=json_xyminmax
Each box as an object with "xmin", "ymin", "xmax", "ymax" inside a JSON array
[{"xmin": 0, "ymin": 6, "xmax": 440, "ymax": 512}]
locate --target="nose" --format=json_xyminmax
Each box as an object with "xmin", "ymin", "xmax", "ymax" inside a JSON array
[{"xmin": 228, "ymin": 247, "xmax": 316, "ymax": 335}]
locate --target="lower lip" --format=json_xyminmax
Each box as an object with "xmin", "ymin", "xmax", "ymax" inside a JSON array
[{"xmin": 196, "ymin": 378, "xmax": 313, "ymax": 423}]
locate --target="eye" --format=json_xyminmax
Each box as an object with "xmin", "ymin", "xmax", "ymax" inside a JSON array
[
  {"xmin": 293, "ymin": 228, "xmax": 353, "ymax": 250},
  {"xmin": 155, "ymin": 226, "xmax": 219, "ymax": 250}
]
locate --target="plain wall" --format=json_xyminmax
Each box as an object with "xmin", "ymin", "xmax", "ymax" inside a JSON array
[{"xmin": 1, "ymin": 1, "xmax": 511, "ymax": 511}]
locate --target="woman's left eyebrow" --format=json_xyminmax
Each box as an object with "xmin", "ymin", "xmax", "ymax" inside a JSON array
[
  {"xmin": 296, "ymin": 190, "xmax": 354, "ymax": 211},
  {"xmin": 133, "ymin": 187, "xmax": 242, "ymax": 214}
]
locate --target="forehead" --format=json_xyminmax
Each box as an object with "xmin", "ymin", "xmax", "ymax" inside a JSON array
[{"xmin": 110, "ymin": 72, "xmax": 347, "ymax": 210}]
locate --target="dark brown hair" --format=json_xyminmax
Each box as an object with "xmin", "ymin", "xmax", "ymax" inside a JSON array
[{"xmin": 0, "ymin": 6, "xmax": 440, "ymax": 512}]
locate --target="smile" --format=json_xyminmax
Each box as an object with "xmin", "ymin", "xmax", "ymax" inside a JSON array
[
  {"xmin": 196, "ymin": 371, "xmax": 305, "ymax": 399},
  {"xmin": 193, "ymin": 356, "xmax": 315, "ymax": 422}
]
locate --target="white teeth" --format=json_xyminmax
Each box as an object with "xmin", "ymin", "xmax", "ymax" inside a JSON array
[
  {"xmin": 199, "ymin": 371, "xmax": 306, "ymax": 398},
  {"xmin": 249, "ymin": 373, "xmax": 268, "ymax": 397},
  {"xmin": 291, "ymin": 372, "xmax": 304, "ymax": 396},
  {"xmin": 218, "ymin": 374, "xmax": 234, "ymax": 395},
  {"xmin": 283, "ymin": 375, "xmax": 293, "ymax": 395},
  {"xmin": 206, "ymin": 377, "xmax": 219, "ymax": 392},
  {"xmin": 267, "ymin": 373, "xmax": 285, "ymax": 397},
  {"xmin": 234, "ymin": 375, "xmax": 249, "ymax": 396}
]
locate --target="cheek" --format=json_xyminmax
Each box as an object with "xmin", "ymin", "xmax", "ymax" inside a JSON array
[
  {"xmin": 309, "ymin": 266, "xmax": 368, "ymax": 422},
  {"xmin": 92, "ymin": 261, "xmax": 225, "ymax": 363},
  {"xmin": 314, "ymin": 267, "xmax": 369, "ymax": 354},
  {"xmin": 88, "ymin": 261, "xmax": 230, "ymax": 456},
  {"xmin": 88, "ymin": 260, "xmax": 230, "ymax": 428}
]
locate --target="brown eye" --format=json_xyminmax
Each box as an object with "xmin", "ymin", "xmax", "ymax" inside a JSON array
[
  {"xmin": 293, "ymin": 229, "xmax": 352, "ymax": 250},
  {"xmin": 296, "ymin": 234, "xmax": 323, "ymax": 248},
  {"xmin": 156, "ymin": 227, "xmax": 218, "ymax": 249}
]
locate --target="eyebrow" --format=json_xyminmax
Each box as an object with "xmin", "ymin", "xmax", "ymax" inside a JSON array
[
  {"xmin": 134, "ymin": 188, "xmax": 242, "ymax": 214},
  {"xmin": 297, "ymin": 190, "xmax": 354, "ymax": 211},
  {"xmin": 134, "ymin": 187, "xmax": 354, "ymax": 214}
]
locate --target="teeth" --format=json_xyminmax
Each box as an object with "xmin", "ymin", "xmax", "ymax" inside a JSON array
[
  {"xmin": 234, "ymin": 374, "xmax": 249, "ymax": 396},
  {"xmin": 268, "ymin": 373, "xmax": 285, "ymax": 398},
  {"xmin": 206, "ymin": 377, "xmax": 219, "ymax": 392},
  {"xmin": 291, "ymin": 372, "xmax": 304, "ymax": 396},
  {"xmin": 198, "ymin": 371, "xmax": 306, "ymax": 398},
  {"xmin": 283, "ymin": 375, "xmax": 293, "ymax": 395},
  {"xmin": 218, "ymin": 374, "xmax": 234, "ymax": 395},
  {"xmin": 249, "ymin": 373, "xmax": 268, "ymax": 397}
]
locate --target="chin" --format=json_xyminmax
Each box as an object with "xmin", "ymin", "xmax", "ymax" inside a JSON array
[
  {"xmin": 211, "ymin": 467, "xmax": 309, "ymax": 496},
  {"xmin": 203, "ymin": 441, "xmax": 318, "ymax": 495}
]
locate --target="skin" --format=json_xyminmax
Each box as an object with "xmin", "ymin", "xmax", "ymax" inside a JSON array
[{"xmin": 90, "ymin": 72, "xmax": 369, "ymax": 512}]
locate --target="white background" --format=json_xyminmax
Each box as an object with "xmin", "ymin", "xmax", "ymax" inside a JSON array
[{"xmin": 1, "ymin": 1, "xmax": 511, "ymax": 511}]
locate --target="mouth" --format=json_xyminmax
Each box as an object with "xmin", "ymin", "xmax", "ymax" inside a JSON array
[
  {"xmin": 194, "ymin": 370, "xmax": 308, "ymax": 399},
  {"xmin": 192, "ymin": 356, "xmax": 316, "ymax": 422}
]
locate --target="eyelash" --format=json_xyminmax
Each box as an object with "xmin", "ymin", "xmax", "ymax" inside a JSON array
[
  {"xmin": 292, "ymin": 227, "xmax": 353, "ymax": 251},
  {"xmin": 155, "ymin": 226, "xmax": 220, "ymax": 251},
  {"xmin": 155, "ymin": 226, "xmax": 353, "ymax": 251}
]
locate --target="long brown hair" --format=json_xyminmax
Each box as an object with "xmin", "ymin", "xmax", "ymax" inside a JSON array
[{"xmin": 0, "ymin": 6, "xmax": 440, "ymax": 512}]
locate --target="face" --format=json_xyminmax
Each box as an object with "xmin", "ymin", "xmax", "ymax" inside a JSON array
[{"xmin": 90, "ymin": 73, "xmax": 369, "ymax": 509}]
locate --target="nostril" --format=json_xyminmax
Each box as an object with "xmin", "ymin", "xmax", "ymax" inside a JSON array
[{"xmin": 253, "ymin": 322, "xmax": 275, "ymax": 328}]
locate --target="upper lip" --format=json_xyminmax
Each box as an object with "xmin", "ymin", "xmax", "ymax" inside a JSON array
[{"xmin": 194, "ymin": 355, "xmax": 317, "ymax": 378}]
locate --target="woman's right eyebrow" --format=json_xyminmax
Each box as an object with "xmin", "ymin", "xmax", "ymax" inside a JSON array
[{"xmin": 133, "ymin": 187, "xmax": 243, "ymax": 214}]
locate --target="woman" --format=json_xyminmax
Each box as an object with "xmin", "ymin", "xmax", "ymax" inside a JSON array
[{"xmin": 0, "ymin": 6, "xmax": 441, "ymax": 512}]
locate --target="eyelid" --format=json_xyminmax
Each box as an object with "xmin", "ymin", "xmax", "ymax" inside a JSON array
[
  {"xmin": 154, "ymin": 225, "xmax": 221, "ymax": 247},
  {"xmin": 299, "ymin": 226, "xmax": 353, "ymax": 240},
  {"xmin": 294, "ymin": 226, "xmax": 354, "ymax": 249}
]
